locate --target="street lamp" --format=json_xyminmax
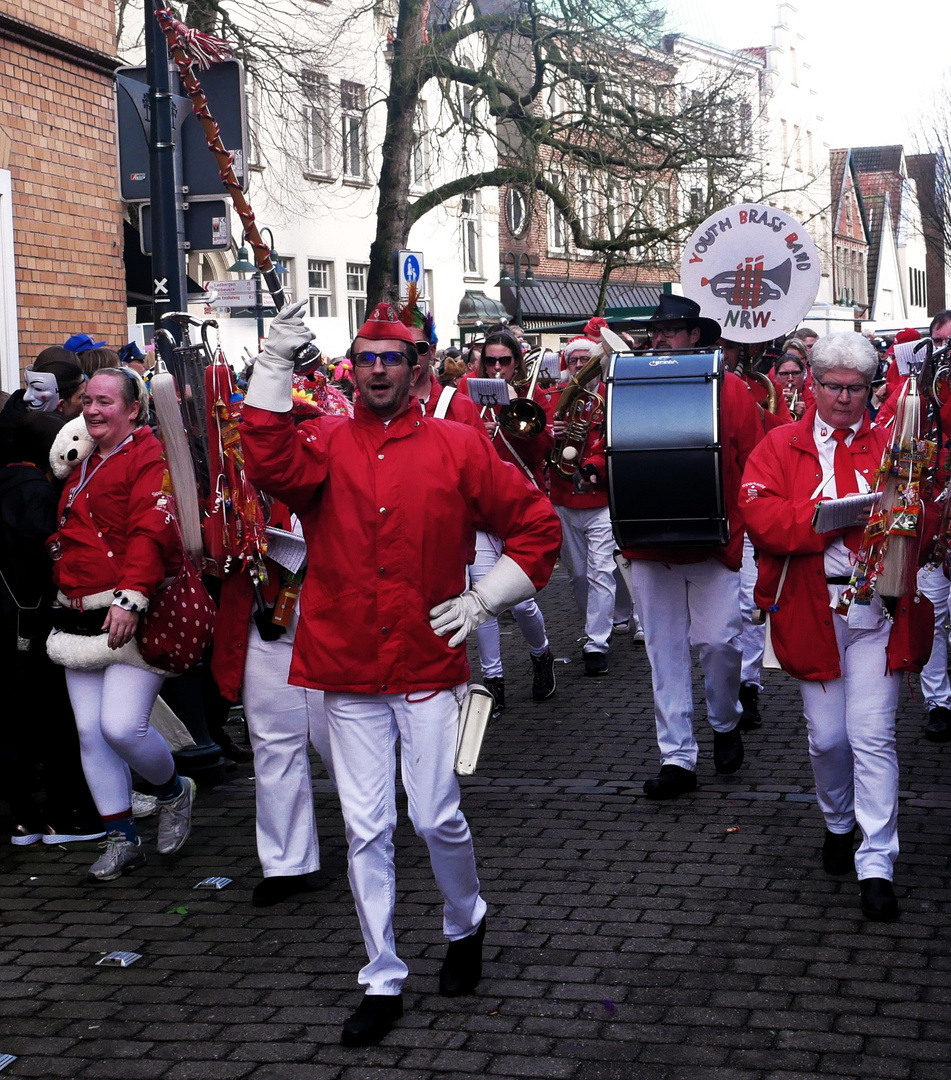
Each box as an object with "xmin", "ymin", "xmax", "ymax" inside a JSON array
[
  {"xmin": 228, "ymin": 226, "xmax": 287, "ymax": 348},
  {"xmin": 496, "ymin": 251, "xmax": 535, "ymax": 327}
]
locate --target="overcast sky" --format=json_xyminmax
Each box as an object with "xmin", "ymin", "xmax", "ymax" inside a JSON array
[{"xmin": 663, "ymin": 0, "xmax": 951, "ymax": 150}]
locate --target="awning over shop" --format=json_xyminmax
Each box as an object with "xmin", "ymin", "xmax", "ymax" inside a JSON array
[{"xmin": 499, "ymin": 278, "xmax": 666, "ymax": 329}]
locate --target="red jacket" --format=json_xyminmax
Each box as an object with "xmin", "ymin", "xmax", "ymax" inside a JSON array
[
  {"xmin": 52, "ymin": 427, "xmax": 180, "ymax": 601},
  {"xmin": 414, "ymin": 380, "xmax": 486, "ymax": 435},
  {"xmin": 740, "ymin": 408, "xmax": 930, "ymax": 680},
  {"xmin": 540, "ymin": 381, "xmax": 608, "ymax": 510},
  {"xmin": 623, "ymin": 371, "xmax": 763, "ymax": 572},
  {"xmin": 241, "ymin": 401, "xmax": 562, "ymax": 694}
]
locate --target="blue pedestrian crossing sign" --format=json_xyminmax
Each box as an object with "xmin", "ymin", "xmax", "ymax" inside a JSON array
[{"xmin": 397, "ymin": 249, "xmax": 425, "ymax": 300}]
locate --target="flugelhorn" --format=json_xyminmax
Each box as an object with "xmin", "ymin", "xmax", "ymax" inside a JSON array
[{"xmin": 550, "ymin": 352, "xmax": 605, "ymax": 478}]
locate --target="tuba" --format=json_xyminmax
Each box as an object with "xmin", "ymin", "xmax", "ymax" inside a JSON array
[
  {"xmin": 498, "ymin": 348, "xmax": 547, "ymax": 438},
  {"xmin": 550, "ymin": 352, "xmax": 605, "ymax": 478}
]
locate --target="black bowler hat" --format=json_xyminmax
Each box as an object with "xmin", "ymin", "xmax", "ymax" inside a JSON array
[{"xmin": 632, "ymin": 293, "xmax": 721, "ymax": 349}]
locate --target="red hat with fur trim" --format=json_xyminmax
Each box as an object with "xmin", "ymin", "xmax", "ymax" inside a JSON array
[
  {"xmin": 561, "ymin": 334, "xmax": 604, "ymax": 370},
  {"xmin": 354, "ymin": 302, "xmax": 420, "ymax": 348}
]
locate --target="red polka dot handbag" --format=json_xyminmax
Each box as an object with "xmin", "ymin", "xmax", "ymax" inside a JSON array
[{"xmin": 138, "ymin": 555, "xmax": 217, "ymax": 673}]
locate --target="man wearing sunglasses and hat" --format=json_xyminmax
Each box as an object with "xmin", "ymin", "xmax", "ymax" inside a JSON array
[
  {"xmin": 241, "ymin": 299, "xmax": 561, "ymax": 1048},
  {"xmin": 618, "ymin": 294, "xmax": 763, "ymax": 799}
]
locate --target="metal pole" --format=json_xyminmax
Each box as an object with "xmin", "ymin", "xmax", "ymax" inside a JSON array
[
  {"xmin": 145, "ymin": 1, "xmax": 188, "ymax": 359},
  {"xmin": 255, "ymin": 271, "xmax": 264, "ymax": 349}
]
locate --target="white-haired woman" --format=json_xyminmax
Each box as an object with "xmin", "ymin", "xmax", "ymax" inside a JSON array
[
  {"xmin": 740, "ymin": 333, "xmax": 930, "ymax": 922},
  {"xmin": 47, "ymin": 368, "xmax": 194, "ymax": 881}
]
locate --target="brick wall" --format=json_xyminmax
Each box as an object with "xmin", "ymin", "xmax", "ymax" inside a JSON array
[{"xmin": 0, "ymin": 0, "xmax": 126, "ymax": 376}]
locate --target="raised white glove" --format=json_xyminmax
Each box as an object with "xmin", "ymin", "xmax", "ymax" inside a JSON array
[
  {"xmin": 243, "ymin": 299, "xmax": 314, "ymax": 413},
  {"xmin": 430, "ymin": 554, "xmax": 535, "ymax": 647}
]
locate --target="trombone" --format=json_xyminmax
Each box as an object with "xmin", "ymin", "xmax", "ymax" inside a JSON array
[{"xmin": 498, "ymin": 348, "xmax": 547, "ymax": 438}]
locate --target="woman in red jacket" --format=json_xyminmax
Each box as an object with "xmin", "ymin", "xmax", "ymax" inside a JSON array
[
  {"xmin": 46, "ymin": 368, "xmax": 194, "ymax": 883},
  {"xmin": 472, "ymin": 327, "xmax": 556, "ymax": 706},
  {"xmin": 741, "ymin": 333, "xmax": 930, "ymax": 922}
]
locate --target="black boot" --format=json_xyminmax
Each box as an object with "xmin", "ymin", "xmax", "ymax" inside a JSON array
[
  {"xmin": 738, "ymin": 683, "xmax": 762, "ymax": 731},
  {"xmin": 713, "ymin": 727, "xmax": 744, "ymax": 774},
  {"xmin": 924, "ymin": 705, "xmax": 951, "ymax": 743},
  {"xmin": 483, "ymin": 676, "xmax": 505, "ymax": 717},
  {"xmin": 531, "ymin": 649, "xmax": 556, "ymax": 701},
  {"xmin": 439, "ymin": 917, "xmax": 486, "ymax": 996},
  {"xmin": 341, "ymin": 993, "xmax": 403, "ymax": 1046},
  {"xmin": 821, "ymin": 827, "xmax": 856, "ymax": 875}
]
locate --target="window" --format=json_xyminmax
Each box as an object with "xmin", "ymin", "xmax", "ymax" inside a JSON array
[
  {"xmin": 302, "ymin": 70, "xmax": 332, "ymax": 176},
  {"xmin": 461, "ymin": 194, "xmax": 482, "ymax": 276},
  {"xmin": 793, "ymin": 124, "xmax": 802, "ymax": 171},
  {"xmin": 578, "ymin": 175, "xmax": 593, "ymax": 244},
  {"xmin": 278, "ymin": 255, "xmax": 295, "ymax": 305},
  {"xmin": 411, "ymin": 103, "xmax": 430, "ymax": 189},
  {"xmin": 505, "ymin": 188, "xmax": 530, "ymax": 237},
  {"xmin": 308, "ymin": 259, "xmax": 334, "ymax": 317},
  {"xmin": 346, "ymin": 262, "xmax": 368, "ymax": 336},
  {"xmin": 548, "ymin": 196, "xmax": 566, "ymax": 253},
  {"xmin": 789, "ymin": 46, "xmax": 798, "ymax": 87},
  {"xmin": 606, "ymin": 182, "xmax": 624, "ymax": 237},
  {"xmin": 341, "ymin": 81, "xmax": 366, "ymax": 180},
  {"xmin": 689, "ymin": 186, "xmax": 704, "ymax": 216}
]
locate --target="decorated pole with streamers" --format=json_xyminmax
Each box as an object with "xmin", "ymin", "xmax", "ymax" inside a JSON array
[{"xmin": 152, "ymin": 2, "xmax": 287, "ymax": 314}]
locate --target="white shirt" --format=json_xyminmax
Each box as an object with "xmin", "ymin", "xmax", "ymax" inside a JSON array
[{"xmin": 813, "ymin": 413, "xmax": 869, "ymax": 579}]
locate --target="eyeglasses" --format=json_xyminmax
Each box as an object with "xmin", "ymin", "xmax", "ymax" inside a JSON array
[
  {"xmin": 352, "ymin": 351, "xmax": 411, "ymax": 367},
  {"xmin": 815, "ymin": 380, "xmax": 869, "ymax": 397},
  {"xmin": 775, "ymin": 370, "xmax": 802, "ymax": 380}
]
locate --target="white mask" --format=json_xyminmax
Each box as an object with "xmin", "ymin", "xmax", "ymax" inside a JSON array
[{"xmin": 23, "ymin": 369, "xmax": 61, "ymax": 413}]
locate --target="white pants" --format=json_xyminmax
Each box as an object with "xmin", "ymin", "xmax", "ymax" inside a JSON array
[
  {"xmin": 917, "ymin": 563, "xmax": 950, "ymax": 709},
  {"xmin": 324, "ymin": 687, "xmax": 486, "ymax": 995},
  {"xmin": 555, "ymin": 504, "xmax": 616, "ymax": 653},
  {"xmin": 613, "ymin": 567, "xmax": 634, "ymax": 625},
  {"xmin": 243, "ymin": 609, "xmax": 333, "ymax": 878},
  {"xmin": 629, "ymin": 558, "xmax": 743, "ymax": 769},
  {"xmin": 471, "ymin": 530, "xmax": 548, "ymax": 677},
  {"xmin": 738, "ymin": 535, "xmax": 765, "ymax": 689},
  {"xmin": 66, "ymin": 663, "xmax": 170, "ymax": 818},
  {"xmin": 799, "ymin": 613, "xmax": 899, "ymax": 881}
]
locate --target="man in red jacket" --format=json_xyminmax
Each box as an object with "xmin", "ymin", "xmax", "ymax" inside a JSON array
[
  {"xmin": 618, "ymin": 295, "xmax": 762, "ymax": 799},
  {"xmin": 740, "ymin": 332, "xmax": 931, "ymax": 922},
  {"xmin": 241, "ymin": 300, "xmax": 561, "ymax": 1047}
]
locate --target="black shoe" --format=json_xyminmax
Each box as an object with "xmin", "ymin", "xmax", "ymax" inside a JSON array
[
  {"xmin": 484, "ymin": 676, "xmax": 505, "ymax": 717},
  {"xmin": 222, "ymin": 740, "xmax": 254, "ymax": 763},
  {"xmin": 821, "ymin": 827, "xmax": 856, "ymax": 875},
  {"xmin": 439, "ymin": 916, "xmax": 486, "ymax": 996},
  {"xmin": 340, "ymin": 993, "xmax": 403, "ymax": 1047},
  {"xmin": 860, "ymin": 878, "xmax": 899, "ymax": 922},
  {"xmin": 924, "ymin": 705, "xmax": 951, "ymax": 743},
  {"xmin": 583, "ymin": 651, "xmax": 609, "ymax": 677},
  {"xmin": 531, "ymin": 649, "xmax": 556, "ymax": 701},
  {"xmin": 738, "ymin": 683, "xmax": 762, "ymax": 731},
  {"xmin": 642, "ymin": 764, "xmax": 697, "ymax": 800},
  {"xmin": 713, "ymin": 726, "xmax": 744, "ymax": 774},
  {"xmin": 252, "ymin": 873, "xmax": 320, "ymax": 908}
]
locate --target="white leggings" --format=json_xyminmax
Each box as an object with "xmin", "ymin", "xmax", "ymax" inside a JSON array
[
  {"xmin": 66, "ymin": 664, "xmax": 172, "ymax": 818},
  {"xmin": 471, "ymin": 530, "xmax": 548, "ymax": 678}
]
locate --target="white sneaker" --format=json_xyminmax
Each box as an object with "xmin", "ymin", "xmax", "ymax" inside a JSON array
[
  {"xmin": 156, "ymin": 776, "xmax": 196, "ymax": 855},
  {"xmin": 131, "ymin": 791, "xmax": 159, "ymax": 819},
  {"xmin": 88, "ymin": 834, "xmax": 146, "ymax": 882},
  {"xmin": 612, "ymin": 620, "xmax": 631, "ymax": 634},
  {"xmin": 633, "ymin": 628, "xmax": 646, "ymax": 644}
]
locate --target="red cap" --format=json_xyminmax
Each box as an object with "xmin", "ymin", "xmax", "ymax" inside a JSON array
[
  {"xmin": 887, "ymin": 327, "xmax": 921, "ymax": 355},
  {"xmin": 354, "ymin": 303, "xmax": 420, "ymax": 347}
]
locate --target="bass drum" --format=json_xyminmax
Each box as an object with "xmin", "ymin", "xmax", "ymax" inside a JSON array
[{"xmin": 605, "ymin": 349, "xmax": 728, "ymax": 548}]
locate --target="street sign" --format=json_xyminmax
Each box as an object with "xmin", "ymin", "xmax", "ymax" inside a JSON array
[
  {"xmin": 396, "ymin": 249, "xmax": 425, "ymax": 300},
  {"xmin": 140, "ymin": 200, "xmax": 231, "ymax": 254},
  {"xmin": 202, "ymin": 279, "xmax": 258, "ymax": 306},
  {"xmin": 116, "ymin": 60, "xmax": 250, "ymax": 202}
]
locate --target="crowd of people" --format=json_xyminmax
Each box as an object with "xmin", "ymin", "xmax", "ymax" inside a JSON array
[{"xmin": 2, "ymin": 297, "xmax": 949, "ymax": 1047}]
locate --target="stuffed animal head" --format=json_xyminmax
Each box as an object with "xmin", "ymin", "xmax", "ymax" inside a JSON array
[{"xmin": 50, "ymin": 415, "xmax": 95, "ymax": 479}]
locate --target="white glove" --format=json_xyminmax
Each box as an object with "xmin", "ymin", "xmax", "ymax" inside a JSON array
[
  {"xmin": 430, "ymin": 554, "xmax": 535, "ymax": 647},
  {"xmin": 243, "ymin": 299, "xmax": 314, "ymax": 412}
]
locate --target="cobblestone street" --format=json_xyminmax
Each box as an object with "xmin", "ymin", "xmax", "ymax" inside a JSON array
[{"xmin": 3, "ymin": 564, "xmax": 951, "ymax": 1079}]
